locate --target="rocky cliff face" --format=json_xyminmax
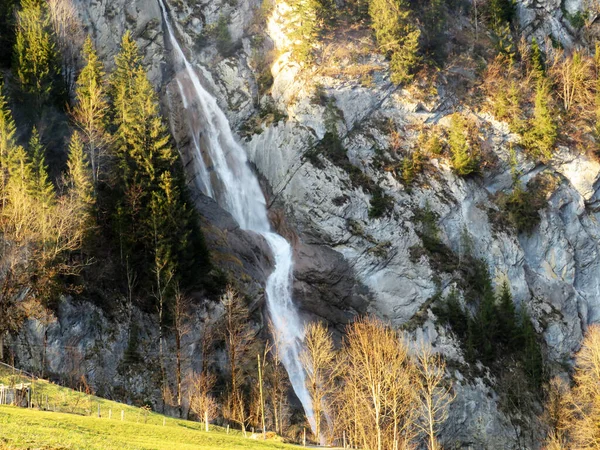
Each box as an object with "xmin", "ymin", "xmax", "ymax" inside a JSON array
[{"xmin": 10, "ymin": 0, "xmax": 600, "ymax": 447}]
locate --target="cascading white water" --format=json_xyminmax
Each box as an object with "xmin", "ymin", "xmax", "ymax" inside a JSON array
[{"xmin": 157, "ymin": 0, "xmax": 317, "ymax": 433}]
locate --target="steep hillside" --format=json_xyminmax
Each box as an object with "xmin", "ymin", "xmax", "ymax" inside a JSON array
[{"xmin": 3, "ymin": 0, "xmax": 600, "ymax": 448}]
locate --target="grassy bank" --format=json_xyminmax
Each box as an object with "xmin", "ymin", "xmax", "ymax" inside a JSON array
[
  {"xmin": 0, "ymin": 406, "xmax": 299, "ymax": 449},
  {"xmin": 0, "ymin": 365, "xmax": 298, "ymax": 449}
]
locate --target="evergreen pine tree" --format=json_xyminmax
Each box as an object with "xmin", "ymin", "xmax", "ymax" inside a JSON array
[
  {"xmin": 28, "ymin": 128, "xmax": 55, "ymax": 208},
  {"xmin": 109, "ymin": 31, "xmax": 142, "ymax": 131},
  {"xmin": 4, "ymin": 143, "xmax": 35, "ymax": 240},
  {"xmin": 0, "ymin": 85, "xmax": 17, "ymax": 164},
  {"xmin": 519, "ymin": 309, "xmax": 544, "ymax": 389},
  {"xmin": 66, "ymin": 131, "xmax": 94, "ymax": 208},
  {"xmin": 497, "ymin": 280, "xmax": 518, "ymax": 351},
  {"xmin": 524, "ymin": 79, "xmax": 557, "ymax": 160},
  {"xmin": 0, "ymin": 86, "xmax": 16, "ymax": 208},
  {"xmin": 369, "ymin": 0, "xmax": 421, "ymax": 84},
  {"xmin": 475, "ymin": 271, "xmax": 498, "ymax": 364},
  {"xmin": 445, "ymin": 289, "xmax": 468, "ymax": 339},
  {"xmin": 13, "ymin": 0, "xmax": 58, "ymax": 107},
  {"xmin": 73, "ymin": 36, "xmax": 109, "ymax": 188},
  {"xmin": 108, "ymin": 36, "xmax": 209, "ymax": 295},
  {"xmin": 114, "ymin": 67, "xmax": 174, "ymax": 192},
  {"xmin": 421, "ymin": 0, "xmax": 446, "ymax": 64},
  {"xmin": 449, "ymin": 113, "xmax": 478, "ymax": 176},
  {"xmin": 487, "ymin": 0, "xmax": 515, "ymax": 33},
  {"xmin": 288, "ymin": 0, "xmax": 334, "ymax": 64}
]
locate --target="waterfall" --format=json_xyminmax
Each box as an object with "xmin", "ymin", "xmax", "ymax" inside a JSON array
[{"xmin": 157, "ymin": 0, "xmax": 317, "ymax": 433}]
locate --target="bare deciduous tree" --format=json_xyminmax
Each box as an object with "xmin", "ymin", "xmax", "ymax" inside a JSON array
[
  {"xmin": 542, "ymin": 376, "xmax": 573, "ymax": 449},
  {"xmin": 221, "ymin": 286, "xmax": 254, "ymax": 435},
  {"xmin": 548, "ymin": 48, "xmax": 594, "ymax": 114},
  {"xmin": 173, "ymin": 285, "xmax": 192, "ymax": 415},
  {"xmin": 338, "ymin": 316, "xmax": 419, "ymax": 450},
  {"xmin": 47, "ymin": 0, "xmax": 83, "ymax": 96},
  {"xmin": 571, "ymin": 324, "xmax": 600, "ymax": 448},
  {"xmin": 414, "ymin": 342, "xmax": 454, "ymax": 450},
  {"xmin": 300, "ymin": 321, "xmax": 336, "ymax": 444},
  {"xmin": 188, "ymin": 370, "xmax": 218, "ymax": 432},
  {"xmin": 267, "ymin": 321, "xmax": 291, "ymax": 436}
]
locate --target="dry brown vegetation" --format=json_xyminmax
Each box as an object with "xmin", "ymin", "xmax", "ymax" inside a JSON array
[
  {"xmin": 297, "ymin": 316, "xmax": 453, "ymax": 449},
  {"xmin": 541, "ymin": 325, "xmax": 600, "ymax": 449}
]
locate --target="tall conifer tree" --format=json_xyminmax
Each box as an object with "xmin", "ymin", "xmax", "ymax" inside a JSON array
[
  {"xmin": 369, "ymin": 0, "xmax": 421, "ymax": 84},
  {"xmin": 73, "ymin": 36, "xmax": 109, "ymax": 188},
  {"xmin": 28, "ymin": 128, "xmax": 55, "ymax": 208},
  {"xmin": 13, "ymin": 0, "xmax": 58, "ymax": 106},
  {"xmin": 66, "ymin": 131, "xmax": 94, "ymax": 208}
]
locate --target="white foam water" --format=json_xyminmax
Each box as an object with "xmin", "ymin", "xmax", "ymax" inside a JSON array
[{"xmin": 157, "ymin": 0, "xmax": 316, "ymax": 433}]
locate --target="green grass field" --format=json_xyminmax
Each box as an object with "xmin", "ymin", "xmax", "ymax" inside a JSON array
[{"xmin": 0, "ymin": 366, "xmax": 299, "ymax": 450}]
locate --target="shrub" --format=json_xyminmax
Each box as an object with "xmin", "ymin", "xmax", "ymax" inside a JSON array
[
  {"xmin": 368, "ymin": 186, "xmax": 394, "ymax": 218},
  {"xmin": 496, "ymin": 173, "xmax": 556, "ymax": 234},
  {"xmin": 216, "ymin": 15, "xmax": 235, "ymax": 57},
  {"xmin": 401, "ymin": 148, "xmax": 424, "ymax": 185}
]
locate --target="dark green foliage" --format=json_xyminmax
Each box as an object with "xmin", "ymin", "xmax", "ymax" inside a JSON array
[
  {"xmin": 485, "ymin": 0, "xmax": 515, "ymax": 32},
  {"xmin": 347, "ymin": 0, "xmax": 369, "ymax": 20},
  {"xmin": 414, "ymin": 203, "xmax": 442, "ymax": 252},
  {"xmin": 449, "ymin": 113, "xmax": 479, "ymax": 176},
  {"xmin": 497, "ymin": 174, "xmax": 555, "ymax": 234},
  {"xmin": 124, "ymin": 321, "xmax": 142, "ymax": 364},
  {"xmin": 107, "ymin": 36, "xmax": 210, "ymax": 308},
  {"xmin": 308, "ymin": 130, "xmax": 375, "ymax": 193},
  {"xmin": 522, "ymin": 79, "xmax": 557, "ymax": 160},
  {"xmin": 563, "ymin": 8, "xmax": 585, "ymax": 29},
  {"xmin": 492, "ymin": 23, "xmax": 516, "ymax": 59},
  {"xmin": 215, "ymin": 15, "xmax": 236, "ymax": 57},
  {"xmin": 12, "ymin": 0, "xmax": 61, "ymax": 108},
  {"xmin": 368, "ymin": 186, "xmax": 394, "ymax": 218},
  {"xmin": 496, "ymin": 280, "xmax": 518, "ymax": 350},
  {"xmin": 530, "ymin": 38, "xmax": 546, "ymax": 79},
  {"xmin": 474, "ymin": 276, "xmax": 497, "ymax": 364},
  {"xmin": 28, "ymin": 127, "xmax": 54, "ymax": 206},
  {"xmin": 410, "ymin": 202, "xmax": 459, "ymax": 274},
  {"xmin": 519, "ymin": 309, "xmax": 544, "ymax": 388},
  {"xmin": 370, "ymin": 0, "xmax": 421, "ymax": 84},
  {"xmin": 435, "ymin": 274, "xmax": 544, "ymax": 389},
  {"xmin": 401, "ymin": 148, "xmax": 423, "ymax": 186},
  {"xmin": 288, "ymin": 0, "xmax": 334, "ymax": 64},
  {"xmin": 0, "ymin": 0, "xmax": 17, "ymax": 68},
  {"xmin": 433, "ymin": 289, "xmax": 468, "ymax": 337},
  {"xmin": 414, "ymin": 0, "xmax": 448, "ymax": 65}
]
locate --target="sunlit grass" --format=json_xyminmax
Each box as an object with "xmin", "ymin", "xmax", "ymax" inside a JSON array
[{"xmin": 0, "ymin": 366, "xmax": 298, "ymax": 449}]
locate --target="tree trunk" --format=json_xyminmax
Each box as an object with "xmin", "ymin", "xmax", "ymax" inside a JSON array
[
  {"xmin": 176, "ymin": 331, "xmax": 182, "ymax": 416},
  {"xmin": 258, "ymin": 354, "xmax": 266, "ymax": 439}
]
